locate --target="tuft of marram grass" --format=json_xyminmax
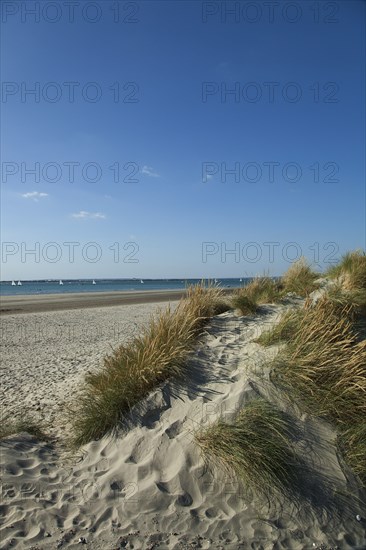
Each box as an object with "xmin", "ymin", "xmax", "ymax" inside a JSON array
[
  {"xmin": 256, "ymin": 308, "xmax": 302, "ymax": 347},
  {"xmin": 326, "ymin": 249, "xmax": 366, "ymax": 290},
  {"xmin": 232, "ymin": 277, "xmax": 282, "ymax": 315},
  {"xmin": 325, "ymin": 284, "xmax": 366, "ymax": 321},
  {"xmin": 281, "ymin": 257, "xmax": 319, "ymax": 297},
  {"xmin": 71, "ymin": 283, "xmax": 229, "ymax": 446},
  {"xmin": 195, "ymin": 398, "xmax": 302, "ymax": 501},
  {"xmin": 338, "ymin": 422, "xmax": 366, "ymax": 486},
  {"xmin": 231, "ymin": 293, "xmax": 258, "ymax": 315},
  {"xmin": 272, "ymin": 296, "xmax": 365, "ymax": 425},
  {"xmin": 0, "ymin": 413, "xmax": 48, "ymax": 441},
  {"xmin": 244, "ymin": 276, "xmax": 283, "ymax": 304},
  {"xmin": 182, "ymin": 282, "xmax": 231, "ymax": 324},
  {"xmin": 270, "ymin": 293, "xmax": 366, "ymax": 486}
]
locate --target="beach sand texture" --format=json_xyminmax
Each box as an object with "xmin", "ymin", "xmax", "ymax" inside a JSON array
[
  {"xmin": 0, "ymin": 290, "xmax": 189, "ymax": 315},
  {"xmin": 1, "ymin": 301, "xmax": 365, "ymax": 549}
]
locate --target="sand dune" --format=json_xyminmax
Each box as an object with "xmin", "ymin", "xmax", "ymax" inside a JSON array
[{"xmin": 1, "ymin": 302, "xmax": 365, "ymax": 549}]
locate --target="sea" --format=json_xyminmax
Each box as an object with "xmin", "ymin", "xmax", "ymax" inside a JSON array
[{"xmin": 0, "ymin": 278, "xmax": 251, "ymax": 297}]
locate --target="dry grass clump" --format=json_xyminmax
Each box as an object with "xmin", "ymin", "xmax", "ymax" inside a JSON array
[
  {"xmin": 338, "ymin": 423, "xmax": 366, "ymax": 484},
  {"xmin": 232, "ymin": 277, "xmax": 282, "ymax": 315},
  {"xmin": 272, "ymin": 296, "xmax": 365, "ymax": 423},
  {"xmin": 281, "ymin": 257, "xmax": 319, "ymax": 297},
  {"xmin": 71, "ymin": 284, "xmax": 228, "ymax": 446},
  {"xmin": 271, "ymin": 295, "xmax": 366, "ymax": 485},
  {"xmin": 182, "ymin": 283, "xmax": 231, "ymax": 322},
  {"xmin": 325, "ymin": 284, "xmax": 366, "ymax": 321},
  {"xmin": 231, "ymin": 293, "xmax": 258, "ymax": 315},
  {"xmin": 244, "ymin": 276, "xmax": 283, "ymax": 304},
  {"xmin": 0, "ymin": 413, "xmax": 47, "ymax": 441},
  {"xmin": 256, "ymin": 308, "xmax": 303, "ymax": 347},
  {"xmin": 195, "ymin": 398, "xmax": 302, "ymax": 501},
  {"xmin": 327, "ymin": 249, "xmax": 366, "ymax": 290}
]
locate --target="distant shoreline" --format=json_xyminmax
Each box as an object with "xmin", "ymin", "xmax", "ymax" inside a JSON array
[
  {"xmin": 0, "ymin": 278, "xmax": 249, "ymax": 298},
  {"xmin": 0, "ymin": 288, "xmax": 235, "ymax": 315},
  {"xmin": 0, "ymin": 289, "xmax": 186, "ymax": 314}
]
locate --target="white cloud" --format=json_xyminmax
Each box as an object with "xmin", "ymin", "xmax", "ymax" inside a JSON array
[
  {"xmin": 71, "ymin": 211, "xmax": 106, "ymax": 219},
  {"xmin": 141, "ymin": 165, "xmax": 160, "ymax": 178},
  {"xmin": 21, "ymin": 191, "xmax": 48, "ymax": 201}
]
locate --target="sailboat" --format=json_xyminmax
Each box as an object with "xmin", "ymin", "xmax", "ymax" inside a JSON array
[
  {"xmin": 92, "ymin": 280, "xmax": 96, "ymax": 285},
  {"xmin": 240, "ymin": 278, "xmax": 243, "ymax": 282},
  {"xmin": 11, "ymin": 281, "xmax": 16, "ymax": 286},
  {"xmin": 140, "ymin": 279, "xmax": 144, "ymax": 283},
  {"xmin": 17, "ymin": 281, "xmax": 22, "ymax": 286},
  {"xmin": 59, "ymin": 280, "xmax": 63, "ymax": 285}
]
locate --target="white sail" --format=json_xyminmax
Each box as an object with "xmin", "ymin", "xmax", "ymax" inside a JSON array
[
  {"xmin": 59, "ymin": 280, "xmax": 63, "ymax": 285},
  {"xmin": 11, "ymin": 281, "xmax": 16, "ymax": 286},
  {"xmin": 92, "ymin": 280, "xmax": 96, "ymax": 285},
  {"xmin": 140, "ymin": 279, "xmax": 144, "ymax": 283},
  {"xmin": 17, "ymin": 281, "xmax": 22, "ymax": 286}
]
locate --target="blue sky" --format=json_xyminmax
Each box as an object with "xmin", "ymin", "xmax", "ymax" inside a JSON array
[{"xmin": 1, "ymin": 0, "xmax": 365, "ymax": 279}]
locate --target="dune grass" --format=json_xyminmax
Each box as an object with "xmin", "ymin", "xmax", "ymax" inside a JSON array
[
  {"xmin": 257, "ymin": 265, "xmax": 365, "ymax": 347},
  {"xmin": 71, "ymin": 284, "xmax": 229, "ymax": 446},
  {"xmin": 0, "ymin": 413, "xmax": 48, "ymax": 441},
  {"xmin": 271, "ymin": 296, "xmax": 365, "ymax": 424},
  {"xmin": 255, "ymin": 308, "xmax": 303, "ymax": 347},
  {"xmin": 232, "ymin": 277, "xmax": 282, "ymax": 315},
  {"xmin": 281, "ymin": 257, "xmax": 319, "ymax": 297},
  {"xmin": 182, "ymin": 282, "xmax": 231, "ymax": 320},
  {"xmin": 243, "ymin": 276, "xmax": 283, "ymax": 304},
  {"xmin": 326, "ymin": 249, "xmax": 366, "ymax": 290},
  {"xmin": 325, "ymin": 284, "xmax": 366, "ymax": 322},
  {"xmin": 231, "ymin": 293, "xmax": 258, "ymax": 315},
  {"xmin": 255, "ymin": 283, "xmax": 366, "ymax": 347},
  {"xmin": 270, "ymin": 294, "xmax": 366, "ymax": 485},
  {"xmin": 338, "ymin": 423, "xmax": 366, "ymax": 484},
  {"xmin": 195, "ymin": 398, "xmax": 302, "ymax": 501}
]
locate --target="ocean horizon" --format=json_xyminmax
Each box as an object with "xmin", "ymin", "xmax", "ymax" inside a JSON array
[{"xmin": 0, "ymin": 278, "xmax": 255, "ymax": 297}]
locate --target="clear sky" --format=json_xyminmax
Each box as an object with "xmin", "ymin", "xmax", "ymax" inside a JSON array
[{"xmin": 1, "ymin": 0, "xmax": 365, "ymax": 279}]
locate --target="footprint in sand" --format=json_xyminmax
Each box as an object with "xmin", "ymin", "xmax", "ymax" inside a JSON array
[
  {"xmin": 165, "ymin": 419, "xmax": 183, "ymax": 439},
  {"xmin": 176, "ymin": 492, "xmax": 193, "ymax": 507}
]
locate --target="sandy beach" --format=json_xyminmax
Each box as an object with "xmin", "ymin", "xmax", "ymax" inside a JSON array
[
  {"xmin": 1, "ymin": 301, "xmax": 179, "ymax": 441},
  {"xmin": 0, "ymin": 290, "xmax": 189, "ymax": 315},
  {"xmin": 1, "ymin": 295, "xmax": 365, "ymax": 549}
]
